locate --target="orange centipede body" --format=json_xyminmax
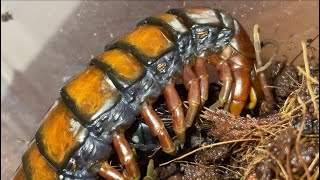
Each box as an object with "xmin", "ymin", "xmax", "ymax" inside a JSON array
[{"xmin": 13, "ymin": 7, "xmax": 271, "ymax": 180}]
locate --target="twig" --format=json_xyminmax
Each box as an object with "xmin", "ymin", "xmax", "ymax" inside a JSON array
[
  {"xmin": 311, "ymin": 168, "xmax": 319, "ymax": 180},
  {"xmin": 256, "ymin": 39, "xmax": 279, "ymax": 73},
  {"xmin": 283, "ymin": 95, "xmax": 319, "ymax": 116},
  {"xmin": 308, "ymin": 153, "xmax": 319, "ymax": 172},
  {"xmin": 253, "ymin": 24, "xmax": 275, "ymax": 112},
  {"xmin": 226, "ymin": 164, "xmax": 247, "ymax": 171},
  {"xmin": 285, "ymin": 71, "xmax": 301, "ymax": 87},
  {"xmin": 178, "ymin": 161, "xmax": 218, "ymax": 171},
  {"xmin": 302, "ymin": 134, "xmax": 319, "ymax": 138},
  {"xmin": 296, "ymin": 66, "xmax": 319, "ymax": 84},
  {"xmin": 282, "ymin": 94, "xmax": 299, "ymax": 114},
  {"xmin": 301, "ymin": 41, "xmax": 319, "ymax": 119},
  {"xmin": 148, "ymin": 146, "xmax": 162, "ymax": 158},
  {"xmin": 218, "ymin": 165, "xmax": 243, "ymax": 177},
  {"xmin": 296, "ymin": 96, "xmax": 312, "ymax": 180}
]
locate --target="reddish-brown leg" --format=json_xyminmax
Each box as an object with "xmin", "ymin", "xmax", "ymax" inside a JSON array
[
  {"xmin": 227, "ymin": 55, "xmax": 252, "ymax": 115},
  {"xmin": 194, "ymin": 57, "xmax": 209, "ymax": 108},
  {"xmin": 112, "ymin": 131, "xmax": 141, "ymax": 180},
  {"xmin": 224, "ymin": 84, "xmax": 235, "ymax": 112},
  {"xmin": 99, "ymin": 162, "xmax": 125, "ymax": 180},
  {"xmin": 207, "ymin": 53, "xmax": 233, "ymax": 110},
  {"xmin": 163, "ymin": 82, "xmax": 186, "ymax": 145},
  {"xmin": 183, "ymin": 64, "xmax": 201, "ymax": 128},
  {"xmin": 141, "ymin": 102, "xmax": 177, "ymax": 155}
]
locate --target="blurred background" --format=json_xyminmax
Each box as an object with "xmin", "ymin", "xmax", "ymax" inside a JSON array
[{"xmin": 1, "ymin": 1, "xmax": 318, "ymax": 179}]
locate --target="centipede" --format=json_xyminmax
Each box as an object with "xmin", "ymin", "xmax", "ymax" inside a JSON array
[{"xmin": 12, "ymin": 7, "xmax": 273, "ymax": 180}]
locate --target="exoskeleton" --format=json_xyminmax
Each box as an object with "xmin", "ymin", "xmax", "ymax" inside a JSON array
[{"xmin": 13, "ymin": 7, "xmax": 272, "ymax": 180}]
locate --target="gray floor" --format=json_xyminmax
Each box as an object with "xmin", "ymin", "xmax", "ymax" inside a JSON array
[{"xmin": 1, "ymin": 1, "xmax": 319, "ymax": 179}]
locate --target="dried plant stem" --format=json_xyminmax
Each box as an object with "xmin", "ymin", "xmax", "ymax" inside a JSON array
[
  {"xmin": 285, "ymin": 72, "xmax": 301, "ymax": 87},
  {"xmin": 301, "ymin": 152, "xmax": 319, "ymax": 179},
  {"xmin": 175, "ymin": 161, "xmax": 210, "ymax": 168},
  {"xmin": 283, "ymin": 95, "xmax": 319, "ymax": 116},
  {"xmin": 253, "ymin": 24, "xmax": 275, "ymax": 112},
  {"xmin": 309, "ymin": 153, "xmax": 319, "ymax": 172},
  {"xmin": 218, "ymin": 165, "xmax": 243, "ymax": 177},
  {"xmin": 296, "ymin": 97, "xmax": 312, "ymax": 180},
  {"xmin": 296, "ymin": 66, "xmax": 319, "ymax": 84},
  {"xmin": 256, "ymin": 39, "xmax": 279, "ymax": 73},
  {"xmin": 301, "ymin": 41, "xmax": 319, "ymax": 119},
  {"xmin": 282, "ymin": 95, "xmax": 299, "ymax": 114},
  {"xmin": 311, "ymin": 168, "xmax": 319, "ymax": 180}
]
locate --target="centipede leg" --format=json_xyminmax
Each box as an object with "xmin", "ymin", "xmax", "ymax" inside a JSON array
[
  {"xmin": 224, "ymin": 84, "xmax": 235, "ymax": 112},
  {"xmin": 98, "ymin": 162, "xmax": 125, "ymax": 180},
  {"xmin": 112, "ymin": 131, "xmax": 141, "ymax": 180},
  {"xmin": 246, "ymin": 87, "xmax": 258, "ymax": 110},
  {"xmin": 207, "ymin": 53, "xmax": 233, "ymax": 111},
  {"xmin": 163, "ymin": 81, "xmax": 186, "ymax": 145},
  {"xmin": 141, "ymin": 102, "xmax": 177, "ymax": 155},
  {"xmin": 194, "ymin": 57, "xmax": 209, "ymax": 108},
  {"xmin": 227, "ymin": 55, "xmax": 252, "ymax": 116},
  {"xmin": 183, "ymin": 64, "xmax": 201, "ymax": 128},
  {"xmin": 143, "ymin": 159, "xmax": 155, "ymax": 180}
]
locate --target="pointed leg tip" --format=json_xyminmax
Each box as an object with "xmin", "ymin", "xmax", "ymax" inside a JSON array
[{"xmin": 209, "ymin": 101, "xmax": 224, "ymax": 111}]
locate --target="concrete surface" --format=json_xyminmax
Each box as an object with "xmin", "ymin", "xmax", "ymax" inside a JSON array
[{"xmin": 1, "ymin": 1, "xmax": 319, "ymax": 179}]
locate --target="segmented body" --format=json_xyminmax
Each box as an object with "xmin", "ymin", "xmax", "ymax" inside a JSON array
[{"xmin": 13, "ymin": 7, "xmax": 255, "ymax": 180}]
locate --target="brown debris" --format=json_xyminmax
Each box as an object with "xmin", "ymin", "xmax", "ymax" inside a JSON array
[
  {"xmin": 246, "ymin": 127, "xmax": 319, "ymax": 180},
  {"xmin": 202, "ymin": 109, "xmax": 288, "ymax": 142},
  {"xmin": 273, "ymin": 64, "xmax": 301, "ymax": 105},
  {"xmin": 179, "ymin": 164, "xmax": 220, "ymax": 180},
  {"xmin": 154, "ymin": 163, "xmax": 178, "ymax": 180},
  {"xmin": 160, "ymin": 164, "xmax": 223, "ymax": 180},
  {"xmin": 194, "ymin": 144, "xmax": 230, "ymax": 165},
  {"xmin": 1, "ymin": 11, "xmax": 13, "ymax": 22}
]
